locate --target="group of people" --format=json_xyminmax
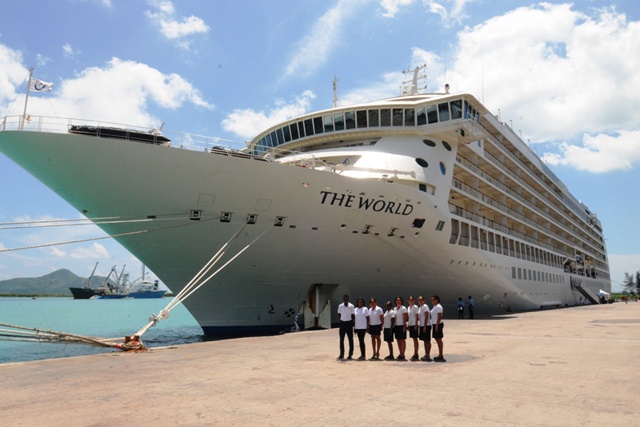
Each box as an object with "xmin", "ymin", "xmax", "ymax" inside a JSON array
[
  {"xmin": 457, "ymin": 296, "xmax": 475, "ymax": 319},
  {"xmin": 337, "ymin": 294, "xmax": 445, "ymax": 362}
]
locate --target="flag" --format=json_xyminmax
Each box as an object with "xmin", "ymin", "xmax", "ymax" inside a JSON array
[{"xmin": 29, "ymin": 77, "xmax": 54, "ymax": 93}]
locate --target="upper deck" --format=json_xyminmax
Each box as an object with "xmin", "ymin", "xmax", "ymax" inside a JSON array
[{"xmin": 249, "ymin": 93, "xmax": 486, "ymax": 156}]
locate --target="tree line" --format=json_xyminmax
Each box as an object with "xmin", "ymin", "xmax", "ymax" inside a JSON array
[{"xmin": 622, "ymin": 271, "xmax": 640, "ymax": 294}]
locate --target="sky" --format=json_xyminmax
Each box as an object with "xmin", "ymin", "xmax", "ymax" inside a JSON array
[{"xmin": 0, "ymin": 0, "xmax": 639, "ymax": 291}]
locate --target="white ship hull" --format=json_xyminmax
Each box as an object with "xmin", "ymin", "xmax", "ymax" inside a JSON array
[{"xmin": 0, "ymin": 88, "xmax": 610, "ymax": 336}]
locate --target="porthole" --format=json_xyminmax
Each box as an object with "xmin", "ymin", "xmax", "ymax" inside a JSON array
[
  {"xmin": 442, "ymin": 140, "xmax": 451, "ymax": 151},
  {"xmin": 439, "ymin": 162, "xmax": 446, "ymax": 175},
  {"xmin": 416, "ymin": 158, "xmax": 429, "ymax": 167},
  {"xmin": 422, "ymin": 139, "xmax": 436, "ymax": 147}
]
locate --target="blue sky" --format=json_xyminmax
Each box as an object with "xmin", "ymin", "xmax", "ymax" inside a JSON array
[{"xmin": 0, "ymin": 0, "xmax": 639, "ymax": 291}]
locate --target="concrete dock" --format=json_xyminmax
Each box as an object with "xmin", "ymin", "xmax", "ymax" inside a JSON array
[{"xmin": 2, "ymin": 302, "xmax": 638, "ymax": 426}]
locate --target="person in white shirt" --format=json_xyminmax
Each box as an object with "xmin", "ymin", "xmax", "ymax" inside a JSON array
[
  {"xmin": 337, "ymin": 294, "xmax": 355, "ymax": 360},
  {"xmin": 407, "ymin": 296, "xmax": 420, "ymax": 361},
  {"xmin": 368, "ymin": 297, "xmax": 384, "ymax": 360},
  {"xmin": 382, "ymin": 301, "xmax": 395, "ymax": 360},
  {"xmin": 354, "ymin": 298, "xmax": 370, "ymax": 360},
  {"xmin": 393, "ymin": 296, "xmax": 408, "ymax": 361},
  {"xmin": 430, "ymin": 294, "xmax": 445, "ymax": 362},
  {"xmin": 418, "ymin": 295, "xmax": 432, "ymax": 361}
]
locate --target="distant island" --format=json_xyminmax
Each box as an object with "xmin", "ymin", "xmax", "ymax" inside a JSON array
[
  {"xmin": 0, "ymin": 269, "xmax": 174, "ymax": 297},
  {"xmin": 0, "ymin": 269, "xmax": 103, "ymax": 297}
]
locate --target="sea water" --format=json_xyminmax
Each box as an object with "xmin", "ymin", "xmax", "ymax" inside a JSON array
[{"xmin": 0, "ymin": 297, "xmax": 203, "ymax": 363}]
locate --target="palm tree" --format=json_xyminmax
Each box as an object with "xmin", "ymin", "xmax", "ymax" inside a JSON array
[{"xmin": 622, "ymin": 272, "xmax": 636, "ymax": 294}]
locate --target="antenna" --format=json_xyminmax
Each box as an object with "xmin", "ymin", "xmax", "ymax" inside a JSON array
[
  {"xmin": 401, "ymin": 64, "xmax": 427, "ymax": 96},
  {"xmin": 332, "ymin": 75, "xmax": 339, "ymax": 108}
]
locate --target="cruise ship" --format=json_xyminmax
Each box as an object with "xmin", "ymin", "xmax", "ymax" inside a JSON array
[{"xmin": 0, "ymin": 68, "xmax": 610, "ymax": 336}]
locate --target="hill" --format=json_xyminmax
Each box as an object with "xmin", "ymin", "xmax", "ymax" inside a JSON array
[{"xmin": 0, "ymin": 269, "xmax": 110, "ymax": 296}]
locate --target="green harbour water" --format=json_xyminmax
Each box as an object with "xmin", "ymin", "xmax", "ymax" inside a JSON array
[{"xmin": 0, "ymin": 297, "xmax": 203, "ymax": 363}]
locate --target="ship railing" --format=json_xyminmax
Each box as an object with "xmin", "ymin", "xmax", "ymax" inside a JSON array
[
  {"xmin": 0, "ymin": 114, "xmax": 247, "ymax": 153},
  {"xmin": 449, "ymin": 204, "xmax": 564, "ymax": 259},
  {"xmin": 487, "ymin": 137, "xmax": 596, "ymax": 230},
  {"xmin": 451, "ymin": 185, "xmax": 592, "ymax": 263},
  {"xmin": 458, "ymin": 152, "xmax": 602, "ymax": 257},
  {"xmin": 452, "ymin": 177, "xmax": 581, "ymax": 251}
]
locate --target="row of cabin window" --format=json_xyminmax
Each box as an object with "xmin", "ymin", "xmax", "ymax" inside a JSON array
[
  {"xmin": 254, "ymin": 99, "xmax": 480, "ymax": 154},
  {"xmin": 451, "ymin": 218, "xmax": 564, "ymax": 269}
]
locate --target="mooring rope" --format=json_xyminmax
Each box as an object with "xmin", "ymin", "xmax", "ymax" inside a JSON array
[
  {"xmin": 0, "ymin": 215, "xmax": 218, "ymax": 253},
  {"xmin": 133, "ymin": 223, "xmax": 271, "ymax": 338},
  {"xmin": 0, "ymin": 221, "xmax": 271, "ymax": 352}
]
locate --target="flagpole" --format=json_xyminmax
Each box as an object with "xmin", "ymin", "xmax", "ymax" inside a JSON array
[{"xmin": 20, "ymin": 66, "xmax": 34, "ymax": 131}]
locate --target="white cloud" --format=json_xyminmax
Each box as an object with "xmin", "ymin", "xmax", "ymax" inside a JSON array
[
  {"xmin": 221, "ymin": 91, "xmax": 316, "ymax": 140},
  {"xmin": 146, "ymin": 0, "xmax": 209, "ymax": 49},
  {"xmin": 339, "ymin": 47, "xmax": 443, "ymax": 106},
  {"xmin": 284, "ymin": 0, "xmax": 366, "ymax": 79},
  {"xmin": 425, "ymin": 0, "xmax": 475, "ymax": 27},
  {"xmin": 17, "ymin": 57, "xmax": 212, "ymax": 127},
  {"xmin": 379, "ymin": 0, "xmax": 415, "ymax": 18},
  {"xmin": 442, "ymin": 3, "xmax": 640, "ymax": 173},
  {"xmin": 542, "ymin": 130, "xmax": 640, "ymax": 173},
  {"xmin": 0, "ymin": 44, "xmax": 26, "ymax": 106},
  {"xmin": 35, "ymin": 54, "xmax": 51, "ymax": 67},
  {"xmin": 62, "ymin": 43, "xmax": 80, "ymax": 59}
]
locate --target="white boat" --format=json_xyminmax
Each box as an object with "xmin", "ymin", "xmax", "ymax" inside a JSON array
[
  {"xmin": 126, "ymin": 266, "xmax": 167, "ymax": 299},
  {"xmin": 0, "ymin": 67, "xmax": 611, "ymax": 337}
]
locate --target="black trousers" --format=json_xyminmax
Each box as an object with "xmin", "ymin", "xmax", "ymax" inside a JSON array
[
  {"xmin": 339, "ymin": 321, "xmax": 354, "ymax": 357},
  {"xmin": 355, "ymin": 329, "xmax": 366, "ymax": 356}
]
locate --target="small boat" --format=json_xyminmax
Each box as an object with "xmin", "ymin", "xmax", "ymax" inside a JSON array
[
  {"xmin": 127, "ymin": 265, "xmax": 167, "ymax": 299},
  {"xmin": 70, "ymin": 262, "xmax": 105, "ymax": 299},
  {"xmin": 97, "ymin": 265, "xmax": 128, "ymax": 299}
]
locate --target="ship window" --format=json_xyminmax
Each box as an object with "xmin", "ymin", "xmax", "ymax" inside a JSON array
[
  {"xmin": 334, "ymin": 112, "xmax": 344, "ymax": 131},
  {"xmin": 412, "ymin": 218, "xmax": 425, "ymax": 228},
  {"xmin": 276, "ymin": 128, "xmax": 285, "ymax": 145},
  {"xmin": 304, "ymin": 119, "xmax": 314, "ymax": 136},
  {"xmin": 436, "ymin": 220, "xmax": 445, "ymax": 231},
  {"xmin": 449, "ymin": 219, "xmax": 459, "ymax": 244},
  {"xmin": 442, "ymin": 140, "xmax": 452, "ymax": 151},
  {"xmin": 512, "ymin": 266, "xmax": 516, "ymax": 278},
  {"xmin": 323, "ymin": 114, "xmax": 334, "ymax": 133},
  {"xmin": 419, "ymin": 183, "xmax": 427, "ymax": 192},
  {"xmin": 313, "ymin": 116, "xmax": 324, "ymax": 134},
  {"xmin": 392, "ymin": 108, "xmax": 404, "ymax": 126},
  {"xmin": 439, "ymin": 162, "xmax": 446, "ymax": 175},
  {"xmin": 423, "ymin": 139, "xmax": 436, "ymax": 147},
  {"xmin": 427, "ymin": 105, "xmax": 438, "ymax": 124},
  {"xmin": 450, "ymin": 100, "xmax": 462, "ymax": 119},
  {"xmin": 357, "ymin": 110, "xmax": 367, "ymax": 128},
  {"xmin": 416, "ymin": 158, "xmax": 429, "ymax": 167},
  {"xmin": 488, "ymin": 232, "xmax": 495, "ymax": 252},
  {"xmin": 438, "ymin": 103, "xmax": 450, "ymax": 122},
  {"xmin": 290, "ymin": 123, "xmax": 299, "ymax": 140},
  {"xmin": 416, "ymin": 107, "xmax": 426, "ymax": 126},
  {"xmin": 345, "ymin": 111, "xmax": 356, "ymax": 129},
  {"xmin": 268, "ymin": 132, "xmax": 276, "ymax": 147},
  {"xmin": 297, "ymin": 121, "xmax": 305, "ymax": 138},
  {"xmin": 458, "ymin": 222, "xmax": 469, "ymax": 246},
  {"xmin": 470, "ymin": 226, "xmax": 479, "ymax": 248},
  {"xmin": 368, "ymin": 110, "xmax": 379, "ymax": 127},
  {"xmin": 517, "ymin": 268, "xmax": 522, "ymax": 280},
  {"xmin": 404, "ymin": 108, "xmax": 415, "ymax": 126},
  {"xmin": 380, "ymin": 109, "xmax": 391, "ymax": 126},
  {"xmin": 495, "ymin": 235, "xmax": 502, "ymax": 254},
  {"xmin": 283, "ymin": 125, "xmax": 291, "ymax": 142}
]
